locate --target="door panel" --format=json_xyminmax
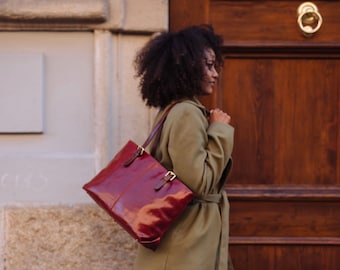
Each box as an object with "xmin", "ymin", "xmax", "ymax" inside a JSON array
[
  {"xmin": 211, "ymin": 1, "xmax": 340, "ymax": 42},
  {"xmin": 222, "ymin": 57, "xmax": 340, "ymax": 185},
  {"xmin": 230, "ymin": 200, "xmax": 340, "ymax": 237},
  {"xmin": 170, "ymin": 0, "xmax": 340, "ymax": 269}
]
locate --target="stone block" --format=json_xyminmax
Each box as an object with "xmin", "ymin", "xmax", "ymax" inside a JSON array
[
  {"xmin": 111, "ymin": 34, "xmax": 157, "ymax": 155},
  {"xmin": 4, "ymin": 204, "xmax": 137, "ymax": 270},
  {"xmin": 0, "ymin": 0, "xmax": 168, "ymax": 32},
  {"xmin": 0, "ymin": 53, "xmax": 44, "ymax": 133},
  {"xmin": 0, "ymin": 0, "xmax": 108, "ymax": 23},
  {"xmin": 0, "ymin": 207, "xmax": 4, "ymax": 270},
  {"xmin": 124, "ymin": 0, "xmax": 168, "ymax": 32},
  {"xmin": 0, "ymin": 156, "xmax": 94, "ymax": 204}
]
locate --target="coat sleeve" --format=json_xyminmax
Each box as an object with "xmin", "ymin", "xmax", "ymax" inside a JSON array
[{"xmin": 165, "ymin": 102, "xmax": 234, "ymax": 196}]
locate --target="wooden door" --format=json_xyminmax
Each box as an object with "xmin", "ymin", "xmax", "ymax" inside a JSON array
[{"xmin": 170, "ymin": 1, "xmax": 340, "ymax": 269}]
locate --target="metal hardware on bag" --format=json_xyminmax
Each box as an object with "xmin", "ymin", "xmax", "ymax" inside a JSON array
[
  {"xmin": 137, "ymin": 145, "xmax": 145, "ymax": 155},
  {"xmin": 123, "ymin": 145, "xmax": 145, "ymax": 167},
  {"xmin": 165, "ymin": 171, "xmax": 176, "ymax": 181},
  {"xmin": 154, "ymin": 171, "xmax": 177, "ymax": 191}
]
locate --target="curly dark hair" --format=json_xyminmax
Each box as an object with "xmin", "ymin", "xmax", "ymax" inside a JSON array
[{"xmin": 134, "ymin": 24, "xmax": 223, "ymax": 108}]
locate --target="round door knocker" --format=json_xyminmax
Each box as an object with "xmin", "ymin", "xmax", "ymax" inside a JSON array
[{"xmin": 297, "ymin": 2, "xmax": 323, "ymax": 37}]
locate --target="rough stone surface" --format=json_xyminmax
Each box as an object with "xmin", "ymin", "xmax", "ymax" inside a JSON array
[
  {"xmin": 0, "ymin": 207, "xmax": 4, "ymax": 270},
  {"xmin": 5, "ymin": 204, "xmax": 137, "ymax": 270}
]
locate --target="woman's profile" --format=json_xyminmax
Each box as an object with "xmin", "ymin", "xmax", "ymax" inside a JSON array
[{"xmin": 133, "ymin": 24, "xmax": 234, "ymax": 270}]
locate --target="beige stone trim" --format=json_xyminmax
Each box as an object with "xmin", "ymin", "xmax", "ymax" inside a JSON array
[
  {"xmin": 94, "ymin": 30, "xmax": 114, "ymax": 172},
  {"xmin": 0, "ymin": 0, "xmax": 108, "ymax": 23},
  {"xmin": 0, "ymin": 0, "xmax": 168, "ymax": 32},
  {"xmin": 0, "ymin": 207, "xmax": 4, "ymax": 270}
]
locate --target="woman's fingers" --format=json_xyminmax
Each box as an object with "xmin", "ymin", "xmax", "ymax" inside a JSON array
[{"xmin": 209, "ymin": 108, "xmax": 231, "ymax": 124}]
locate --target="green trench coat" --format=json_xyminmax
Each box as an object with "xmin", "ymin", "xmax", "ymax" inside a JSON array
[{"xmin": 134, "ymin": 99, "xmax": 234, "ymax": 270}]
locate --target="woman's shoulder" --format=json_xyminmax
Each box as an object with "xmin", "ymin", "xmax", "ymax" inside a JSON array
[
  {"xmin": 163, "ymin": 99, "xmax": 208, "ymax": 129},
  {"xmin": 170, "ymin": 99, "xmax": 207, "ymax": 116}
]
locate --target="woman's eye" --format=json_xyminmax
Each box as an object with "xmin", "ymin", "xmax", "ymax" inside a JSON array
[{"xmin": 206, "ymin": 62, "xmax": 215, "ymax": 70}]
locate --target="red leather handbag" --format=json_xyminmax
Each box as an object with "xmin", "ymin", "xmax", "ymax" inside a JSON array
[{"xmin": 83, "ymin": 103, "xmax": 194, "ymax": 250}]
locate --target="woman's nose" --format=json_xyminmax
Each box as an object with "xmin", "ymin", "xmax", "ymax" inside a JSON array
[{"xmin": 212, "ymin": 67, "xmax": 219, "ymax": 78}]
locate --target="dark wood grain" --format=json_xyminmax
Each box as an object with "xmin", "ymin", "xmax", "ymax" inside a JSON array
[
  {"xmin": 211, "ymin": 1, "xmax": 340, "ymax": 42},
  {"xmin": 230, "ymin": 245, "xmax": 340, "ymax": 270},
  {"xmin": 169, "ymin": 0, "xmax": 209, "ymax": 32},
  {"xmin": 170, "ymin": 1, "xmax": 340, "ymax": 269},
  {"xmin": 221, "ymin": 57, "xmax": 340, "ymax": 186}
]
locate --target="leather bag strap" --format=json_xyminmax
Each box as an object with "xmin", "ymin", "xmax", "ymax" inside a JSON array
[
  {"xmin": 141, "ymin": 101, "xmax": 179, "ymax": 149},
  {"xmin": 123, "ymin": 101, "xmax": 180, "ymax": 167}
]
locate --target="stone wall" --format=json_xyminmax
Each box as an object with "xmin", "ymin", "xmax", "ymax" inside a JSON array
[
  {"xmin": 0, "ymin": 0, "xmax": 168, "ymax": 269},
  {"xmin": 2, "ymin": 205, "xmax": 137, "ymax": 270}
]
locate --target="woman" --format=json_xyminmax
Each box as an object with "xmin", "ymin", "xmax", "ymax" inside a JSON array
[{"xmin": 133, "ymin": 25, "xmax": 234, "ymax": 270}]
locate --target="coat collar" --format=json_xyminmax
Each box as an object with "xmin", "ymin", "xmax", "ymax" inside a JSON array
[{"xmin": 183, "ymin": 97, "xmax": 210, "ymax": 118}]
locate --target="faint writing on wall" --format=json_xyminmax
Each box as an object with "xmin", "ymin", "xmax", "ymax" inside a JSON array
[{"xmin": 1, "ymin": 173, "xmax": 48, "ymax": 192}]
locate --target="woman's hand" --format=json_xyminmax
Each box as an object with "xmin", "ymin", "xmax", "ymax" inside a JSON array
[{"xmin": 209, "ymin": 108, "xmax": 231, "ymax": 125}]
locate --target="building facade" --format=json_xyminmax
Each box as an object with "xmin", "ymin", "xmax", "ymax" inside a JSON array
[{"xmin": 0, "ymin": 1, "xmax": 168, "ymax": 269}]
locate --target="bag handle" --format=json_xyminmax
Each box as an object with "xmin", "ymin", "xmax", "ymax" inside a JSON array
[
  {"xmin": 142, "ymin": 102, "xmax": 179, "ymax": 149},
  {"xmin": 123, "ymin": 101, "xmax": 180, "ymax": 167}
]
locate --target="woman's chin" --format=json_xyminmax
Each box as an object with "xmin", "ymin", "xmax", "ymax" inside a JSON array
[{"xmin": 203, "ymin": 89, "xmax": 213, "ymax": 95}]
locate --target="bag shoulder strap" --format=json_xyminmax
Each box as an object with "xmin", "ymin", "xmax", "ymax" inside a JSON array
[
  {"xmin": 123, "ymin": 101, "xmax": 180, "ymax": 167},
  {"xmin": 141, "ymin": 101, "xmax": 179, "ymax": 149}
]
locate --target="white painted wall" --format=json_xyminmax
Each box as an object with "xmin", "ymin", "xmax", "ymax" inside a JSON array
[
  {"xmin": 0, "ymin": 32, "xmax": 95, "ymax": 204},
  {"xmin": 0, "ymin": 0, "xmax": 167, "ymax": 206},
  {"xmin": 0, "ymin": 2, "xmax": 168, "ymax": 269},
  {"xmin": 0, "ymin": 32, "xmax": 159, "ymax": 204}
]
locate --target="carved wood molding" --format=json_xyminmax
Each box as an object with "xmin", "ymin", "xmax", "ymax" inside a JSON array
[
  {"xmin": 221, "ymin": 41, "xmax": 340, "ymax": 56},
  {"xmin": 226, "ymin": 185, "xmax": 340, "ymax": 201},
  {"xmin": 230, "ymin": 236, "xmax": 340, "ymax": 245}
]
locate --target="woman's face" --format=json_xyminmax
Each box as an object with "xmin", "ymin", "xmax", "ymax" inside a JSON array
[{"xmin": 201, "ymin": 48, "xmax": 219, "ymax": 95}]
